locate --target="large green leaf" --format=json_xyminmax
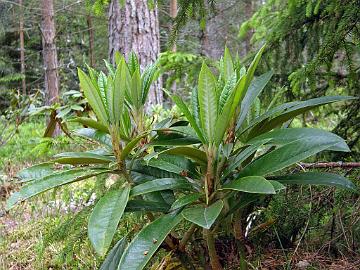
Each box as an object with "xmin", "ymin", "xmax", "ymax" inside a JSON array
[
  {"xmin": 75, "ymin": 128, "xmax": 112, "ymax": 148},
  {"xmin": 222, "ymin": 140, "xmax": 269, "ymax": 179},
  {"xmin": 274, "ymin": 172, "xmax": 356, "ymax": 190},
  {"xmin": 244, "ymin": 44, "xmax": 266, "ymax": 90},
  {"xmin": 131, "ymin": 160, "xmax": 180, "ymax": 183},
  {"xmin": 125, "ymin": 200, "xmax": 170, "ymax": 212},
  {"xmin": 112, "ymin": 58, "xmax": 127, "ymax": 124},
  {"xmin": 182, "ymin": 200, "xmax": 223, "ymax": 229},
  {"xmin": 131, "ymin": 178, "xmax": 192, "ymax": 197},
  {"xmin": 248, "ymin": 128, "xmax": 350, "ymax": 152},
  {"xmin": 6, "ymin": 168, "xmax": 110, "ymax": 210},
  {"xmin": 214, "ymin": 88, "xmax": 236, "ymax": 145},
  {"xmin": 170, "ymin": 193, "xmax": 202, "ymax": 211},
  {"xmin": 171, "ymin": 95, "xmax": 206, "ymax": 143},
  {"xmin": 89, "ymin": 186, "xmax": 130, "ymax": 256},
  {"xmin": 162, "ymin": 147, "xmax": 207, "ymax": 165},
  {"xmin": 53, "ymin": 152, "xmax": 115, "ymax": 165},
  {"xmin": 146, "ymin": 154, "xmax": 195, "ymax": 176},
  {"xmin": 219, "ymin": 74, "xmax": 237, "ymax": 112},
  {"xmin": 78, "ymin": 69, "xmax": 108, "ymax": 124},
  {"xmin": 197, "ymin": 63, "xmax": 218, "ymax": 142},
  {"xmin": 222, "ymin": 176, "xmax": 275, "ymax": 194},
  {"xmin": 100, "ymin": 236, "xmax": 128, "ymax": 270},
  {"xmin": 223, "ymin": 46, "xmax": 234, "ymax": 82},
  {"xmin": 121, "ymin": 133, "xmax": 148, "ymax": 160},
  {"xmin": 236, "ymin": 71, "xmax": 273, "ymax": 130},
  {"xmin": 69, "ymin": 117, "xmax": 109, "ymax": 133},
  {"xmin": 244, "ymin": 96, "xmax": 355, "ymax": 138},
  {"xmin": 130, "ymin": 70, "xmax": 141, "ymax": 110},
  {"xmin": 16, "ymin": 163, "xmax": 54, "ymax": 182},
  {"xmin": 117, "ymin": 212, "xmax": 183, "ymax": 270},
  {"xmin": 239, "ymin": 137, "xmax": 340, "ymax": 177}
]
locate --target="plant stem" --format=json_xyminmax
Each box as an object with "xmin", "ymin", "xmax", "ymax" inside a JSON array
[
  {"xmin": 203, "ymin": 229, "xmax": 222, "ymax": 270},
  {"xmin": 179, "ymin": 224, "xmax": 197, "ymax": 252},
  {"xmin": 234, "ymin": 210, "xmax": 248, "ymax": 270}
]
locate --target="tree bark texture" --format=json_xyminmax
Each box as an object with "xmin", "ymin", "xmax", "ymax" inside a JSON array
[
  {"xmin": 108, "ymin": 0, "xmax": 162, "ymax": 108},
  {"xmin": 41, "ymin": 0, "xmax": 59, "ymax": 106},
  {"xmin": 19, "ymin": 0, "xmax": 26, "ymax": 94},
  {"xmin": 41, "ymin": 0, "xmax": 60, "ymax": 136}
]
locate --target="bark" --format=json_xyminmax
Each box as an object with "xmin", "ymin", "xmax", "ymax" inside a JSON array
[
  {"xmin": 170, "ymin": 0, "xmax": 177, "ymax": 52},
  {"xmin": 108, "ymin": 0, "xmax": 162, "ymax": 108},
  {"xmin": 41, "ymin": 0, "xmax": 60, "ymax": 135},
  {"xmin": 243, "ymin": 0, "xmax": 253, "ymax": 55},
  {"xmin": 87, "ymin": 15, "xmax": 95, "ymax": 67},
  {"xmin": 19, "ymin": 0, "xmax": 26, "ymax": 94}
]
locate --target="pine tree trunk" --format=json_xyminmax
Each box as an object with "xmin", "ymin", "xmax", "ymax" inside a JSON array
[
  {"xmin": 19, "ymin": 0, "xmax": 26, "ymax": 94},
  {"xmin": 108, "ymin": 0, "xmax": 162, "ymax": 109},
  {"xmin": 170, "ymin": 0, "xmax": 177, "ymax": 52},
  {"xmin": 41, "ymin": 0, "xmax": 60, "ymax": 135},
  {"xmin": 243, "ymin": 0, "xmax": 253, "ymax": 55}
]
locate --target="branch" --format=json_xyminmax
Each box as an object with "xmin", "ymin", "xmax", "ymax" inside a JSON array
[{"xmin": 298, "ymin": 162, "xmax": 360, "ymax": 169}]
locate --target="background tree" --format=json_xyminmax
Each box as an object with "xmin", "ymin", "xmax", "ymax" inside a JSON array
[
  {"xmin": 108, "ymin": 0, "xmax": 163, "ymax": 108},
  {"xmin": 240, "ymin": 0, "xmax": 360, "ymax": 158}
]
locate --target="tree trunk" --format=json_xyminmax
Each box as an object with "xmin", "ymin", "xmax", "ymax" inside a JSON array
[
  {"xmin": 243, "ymin": 0, "xmax": 253, "ymax": 56},
  {"xmin": 108, "ymin": 0, "xmax": 162, "ymax": 109},
  {"xmin": 41, "ymin": 0, "xmax": 60, "ymax": 135},
  {"xmin": 87, "ymin": 15, "xmax": 95, "ymax": 67},
  {"xmin": 19, "ymin": 0, "xmax": 26, "ymax": 94},
  {"xmin": 170, "ymin": 0, "xmax": 177, "ymax": 52}
]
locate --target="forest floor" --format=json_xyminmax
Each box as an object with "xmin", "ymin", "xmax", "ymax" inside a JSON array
[{"xmin": 1, "ymin": 120, "xmax": 359, "ymax": 269}]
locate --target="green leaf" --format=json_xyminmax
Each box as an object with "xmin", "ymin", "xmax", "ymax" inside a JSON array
[
  {"xmin": 269, "ymin": 180, "xmax": 286, "ymax": 192},
  {"xmin": 214, "ymin": 88, "xmax": 235, "ymax": 145},
  {"xmin": 53, "ymin": 152, "xmax": 115, "ymax": 165},
  {"xmin": 245, "ymin": 96, "xmax": 356, "ymax": 138},
  {"xmin": 89, "ymin": 185, "xmax": 130, "ymax": 256},
  {"xmin": 131, "ymin": 178, "xmax": 192, "ymax": 197},
  {"xmin": 69, "ymin": 117, "xmax": 109, "ymax": 133},
  {"xmin": 171, "ymin": 95, "xmax": 206, "ymax": 143},
  {"xmin": 131, "ymin": 70, "xmax": 141, "ymax": 110},
  {"xmin": 274, "ymin": 172, "xmax": 356, "ymax": 190},
  {"xmin": 125, "ymin": 200, "xmax": 170, "ymax": 212},
  {"xmin": 182, "ymin": 200, "xmax": 223, "ymax": 229},
  {"xmin": 240, "ymin": 137, "xmax": 340, "ymax": 177},
  {"xmin": 244, "ymin": 44, "xmax": 266, "ymax": 90},
  {"xmin": 248, "ymin": 128, "xmax": 350, "ymax": 152},
  {"xmin": 222, "ymin": 140, "xmax": 269, "ymax": 179},
  {"xmin": 146, "ymin": 154, "xmax": 195, "ymax": 176},
  {"xmin": 170, "ymin": 194, "xmax": 202, "ymax": 211},
  {"xmin": 141, "ymin": 63, "xmax": 158, "ymax": 104},
  {"xmin": 219, "ymin": 74, "xmax": 237, "ymax": 112},
  {"xmin": 112, "ymin": 58, "xmax": 127, "ymax": 124},
  {"xmin": 75, "ymin": 128, "xmax": 112, "ymax": 148},
  {"xmin": 223, "ymin": 46, "xmax": 234, "ymax": 82},
  {"xmin": 100, "ymin": 236, "xmax": 128, "ymax": 270},
  {"xmin": 6, "ymin": 168, "xmax": 110, "ymax": 210},
  {"xmin": 16, "ymin": 163, "xmax": 54, "ymax": 182},
  {"xmin": 222, "ymin": 176, "xmax": 275, "ymax": 194},
  {"xmin": 78, "ymin": 69, "xmax": 108, "ymax": 124},
  {"xmin": 198, "ymin": 63, "xmax": 218, "ymax": 142},
  {"xmin": 121, "ymin": 133, "xmax": 148, "ymax": 160},
  {"xmin": 117, "ymin": 212, "xmax": 183, "ymax": 270},
  {"xmin": 236, "ymin": 71, "xmax": 273, "ymax": 130},
  {"xmin": 162, "ymin": 147, "xmax": 207, "ymax": 165}
]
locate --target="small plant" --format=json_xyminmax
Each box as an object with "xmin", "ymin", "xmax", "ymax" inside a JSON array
[{"xmin": 6, "ymin": 48, "xmax": 356, "ymax": 270}]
